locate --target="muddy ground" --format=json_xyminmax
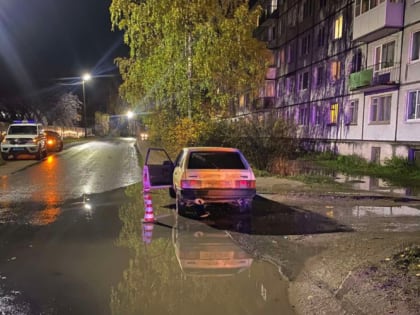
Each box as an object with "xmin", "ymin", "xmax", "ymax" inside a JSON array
[{"xmin": 230, "ymin": 177, "xmax": 420, "ymax": 315}]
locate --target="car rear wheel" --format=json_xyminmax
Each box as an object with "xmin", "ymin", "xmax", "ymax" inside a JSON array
[{"xmin": 238, "ymin": 199, "xmax": 253, "ymax": 213}]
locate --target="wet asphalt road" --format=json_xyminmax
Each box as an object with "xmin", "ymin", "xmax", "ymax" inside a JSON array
[{"xmin": 0, "ymin": 138, "xmax": 300, "ymax": 315}]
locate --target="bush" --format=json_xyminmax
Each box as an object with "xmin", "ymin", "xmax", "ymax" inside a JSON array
[
  {"xmin": 383, "ymin": 156, "xmax": 412, "ymax": 173},
  {"xmin": 199, "ymin": 114, "xmax": 299, "ymax": 171}
]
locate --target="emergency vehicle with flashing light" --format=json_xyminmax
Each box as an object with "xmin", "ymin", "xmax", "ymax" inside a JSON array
[{"xmin": 1, "ymin": 120, "xmax": 47, "ymax": 160}]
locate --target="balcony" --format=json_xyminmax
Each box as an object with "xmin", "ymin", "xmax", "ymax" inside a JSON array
[
  {"xmin": 258, "ymin": 5, "xmax": 279, "ymax": 27},
  {"xmin": 349, "ymin": 63, "xmax": 400, "ymax": 92},
  {"xmin": 352, "ymin": 0, "xmax": 404, "ymax": 43}
]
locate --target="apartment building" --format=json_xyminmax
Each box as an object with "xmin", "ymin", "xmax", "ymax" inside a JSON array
[{"xmin": 243, "ymin": 0, "xmax": 420, "ymax": 164}]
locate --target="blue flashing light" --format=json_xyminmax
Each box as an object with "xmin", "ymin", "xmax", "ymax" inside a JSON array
[{"xmin": 12, "ymin": 120, "xmax": 36, "ymax": 124}]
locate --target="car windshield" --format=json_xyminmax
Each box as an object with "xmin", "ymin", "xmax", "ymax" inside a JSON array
[
  {"xmin": 8, "ymin": 125, "xmax": 37, "ymax": 135},
  {"xmin": 187, "ymin": 151, "xmax": 247, "ymax": 169}
]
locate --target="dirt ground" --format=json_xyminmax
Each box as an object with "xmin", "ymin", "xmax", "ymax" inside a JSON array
[{"xmin": 231, "ymin": 177, "xmax": 420, "ymax": 315}]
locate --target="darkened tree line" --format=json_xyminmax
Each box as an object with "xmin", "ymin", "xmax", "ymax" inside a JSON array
[{"xmin": 0, "ymin": 88, "xmax": 82, "ymax": 127}]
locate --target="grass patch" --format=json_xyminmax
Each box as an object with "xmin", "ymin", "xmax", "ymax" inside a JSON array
[{"xmin": 391, "ymin": 245, "xmax": 420, "ymax": 275}]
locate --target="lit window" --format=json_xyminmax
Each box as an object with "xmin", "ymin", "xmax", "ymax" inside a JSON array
[
  {"xmin": 330, "ymin": 61, "xmax": 341, "ymax": 80},
  {"xmin": 407, "ymin": 90, "xmax": 420, "ymax": 120},
  {"xmin": 346, "ymin": 100, "xmax": 359, "ymax": 125},
  {"xmin": 370, "ymin": 95, "xmax": 391, "ymax": 123},
  {"xmin": 330, "ymin": 103, "xmax": 338, "ymax": 124},
  {"xmin": 410, "ymin": 31, "xmax": 420, "ymax": 62},
  {"xmin": 334, "ymin": 15, "xmax": 343, "ymax": 39}
]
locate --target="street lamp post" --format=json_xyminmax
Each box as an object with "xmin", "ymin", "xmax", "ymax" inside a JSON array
[{"xmin": 82, "ymin": 73, "xmax": 91, "ymax": 138}]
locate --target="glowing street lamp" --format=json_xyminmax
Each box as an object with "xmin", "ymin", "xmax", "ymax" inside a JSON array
[
  {"xmin": 82, "ymin": 73, "xmax": 91, "ymax": 138},
  {"xmin": 126, "ymin": 110, "xmax": 134, "ymax": 119}
]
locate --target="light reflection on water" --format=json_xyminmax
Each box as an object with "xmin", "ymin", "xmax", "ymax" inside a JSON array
[{"xmin": 352, "ymin": 205, "xmax": 420, "ymax": 217}]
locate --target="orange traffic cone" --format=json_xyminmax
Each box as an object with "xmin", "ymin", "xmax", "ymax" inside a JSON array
[
  {"xmin": 142, "ymin": 192, "xmax": 155, "ymax": 223},
  {"xmin": 142, "ymin": 165, "xmax": 151, "ymax": 192},
  {"xmin": 142, "ymin": 223, "xmax": 154, "ymax": 244}
]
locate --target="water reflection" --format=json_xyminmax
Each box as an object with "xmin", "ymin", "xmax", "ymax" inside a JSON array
[
  {"xmin": 173, "ymin": 216, "xmax": 253, "ymax": 277},
  {"xmin": 352, "ymin": 205, "xmax": 420, "ymax": 217},
  {"xmin": 335, "ymin": 174, "xmax": 411, "ymax": 195},
  {"xmin": 112, "ymin": 186, "xmax": 295, "ymax": 315},
  {"xmin": 28, "ymin": 155, "xmax": 62, "ymax": 225}
]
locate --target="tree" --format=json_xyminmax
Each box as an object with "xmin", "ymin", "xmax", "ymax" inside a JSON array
[
  {"xmin": 110, "ymin": 0, "xmax": 270, "ymax": 121},
  {"xmin": 49, "ymin": 92, "xmax": 82, "ymax": 126}
]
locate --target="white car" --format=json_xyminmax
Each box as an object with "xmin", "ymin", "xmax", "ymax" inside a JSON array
[
  {"xmin": 1, "ymin": 120, "xmax": 47, "ymax": 160},
  {"xmin": 144, "ymin": 147, "xmax": 256, "ymax": 213}
]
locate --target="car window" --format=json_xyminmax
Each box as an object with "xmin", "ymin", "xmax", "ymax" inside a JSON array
[
  {"xmin": 187, "ymin": 152, "xmax": 247, "ymax": 169},
  {"xmin": 8, "ymin": 125, "xmax": 37, "ymax": 135}
]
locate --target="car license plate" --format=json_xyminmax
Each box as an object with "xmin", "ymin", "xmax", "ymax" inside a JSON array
[{"xmin": 206, "ymin": 180, "xmax": 232, "ymax": 188}]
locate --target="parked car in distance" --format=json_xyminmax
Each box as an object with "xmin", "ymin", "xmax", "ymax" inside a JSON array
[
  {"xmin": 144, "ymin": 147, "xmax": 256, "ymax": 214},
  {"xmin": 44, "ymin": 130, "xmax": 63, "ymax": 152}
]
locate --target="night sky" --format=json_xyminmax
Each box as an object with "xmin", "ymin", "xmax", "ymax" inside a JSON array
[{"xmin": 0, "ymin": 0, "xmax": 127, "ymax": 111}]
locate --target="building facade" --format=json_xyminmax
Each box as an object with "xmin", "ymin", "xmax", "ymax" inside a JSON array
[{"xmin": 242, "ymin": 0, "xmax": 420, "ymax": 164}]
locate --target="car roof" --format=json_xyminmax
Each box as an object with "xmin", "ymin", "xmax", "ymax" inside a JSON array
[{"xmin": 183, "ymin": 147, "xmax": 239, "ymax": 152}]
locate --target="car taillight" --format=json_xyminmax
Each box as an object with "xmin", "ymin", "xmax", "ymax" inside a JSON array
[
  {"xmin": 235, "ymin": 180, "xmax": 256, "ymax": 189},
  {"xmin": 181, "ymin": 180, "xmax": 202, "ymax": 189}
]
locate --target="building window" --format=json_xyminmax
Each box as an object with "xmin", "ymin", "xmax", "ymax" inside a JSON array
[
  {"xmin": 301, "ymin": 34, "xmax": 310, "ymax": 56},
  {"xmin": 334, "ymin": 15, "xmax": 343, "ymax": 39},
  {"xmin": 287, "ymin": 44, "xmax": 294, "ymax": 63},
  {"xmin": 298, "ymin": 71, "xmax": 309, "ymax": 90},
  {"xmin": 286, "ymin": 77, "xmax": 294, "ymax": 95},
  {"xmin": 268, "ymin": 25, "xmax": 276, "ymax": 41},
  {"xmin": 302, "ymin": 0, "xmax": 312, "ymax": 18},
  {"xmin": 330, "ymin": 61, "xmax": 341, "ymax": 80},
  {"xmin": 313, "ymin": 105, "xmax": 323, "ymax": 125},
  {"xmin": 370, "ymin": 95, "xmax": 391, "ymax": 123},
  {"xmin": 407, "ymin": 90, "xmax": 420, "ymax": 120},
  {"xmin": 374, "ymin": 41, "xmax": 395, "ymax": 70},
  {"xmin": 318, "ymin": 26, "xmax": 326, "ymax": 47},
  {"xmin": 330, "ymin": 103, "xmax": 338, "ymax": 124},
  {"xmin": 355, "ymin": 0, "xmax": 386, "ymax": 16},
  {"xmin": 316, "ymin": 66, "xmax": 324, "ymax": 86},
  {"xmin": 410, "ymin": 31, "xmax": 420, "ymax": 62},
  {"xmin": 265, "ymin": 81, "xmax": 275, "ymax": 97},
  {"xmin": 352, "ymin": 49, "xmax": 363, "ymax": 72},
  {"xmin": 288, "ymin": 7, "xmax": 297, "ymax": 27},
  {"xmin": 346, "ymin": 100, "xmax": 359, "ymax": 125},
  {"xmin": 298, "ymin": 105, "xmax": 309, "ymax": 125}
]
